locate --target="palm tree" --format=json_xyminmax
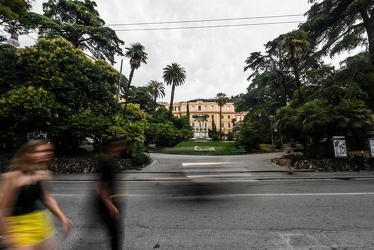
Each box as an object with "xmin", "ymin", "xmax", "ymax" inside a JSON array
[
  {"xmin": 162, "ymin": 63, "xmax": 186, "ymax": 119},
  {"xmin": 280, "ymin": 30, "xmax": 310, "ymax": 105},
  {"xmin": 147, "ymin": 80, "xmax": 165, "ymax": 110},
  {"xmin": 124, "ymin": 42, "xmax": 148, "ymax": 117},
  {"xmin": 216, "ymin": 92, "xmax": 228, "ymax": 140}
]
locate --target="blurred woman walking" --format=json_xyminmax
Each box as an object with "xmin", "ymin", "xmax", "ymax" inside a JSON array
[{"xmin": 0, "ymin": 139, "xmax": 72, "ymax": 249}]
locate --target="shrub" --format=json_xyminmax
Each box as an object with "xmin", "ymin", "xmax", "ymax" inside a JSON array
[{"xmin": 131, "ymin": 152, "xmax": 152, "ymax": 167}]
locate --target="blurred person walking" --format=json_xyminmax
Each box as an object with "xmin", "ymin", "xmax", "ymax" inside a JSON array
[
  {"xmin": 95, "ymin": 138, "xmax": 129, "ymax": 250},
  {"xmin": 0, "ymin": 139, "xmax": 72, "ymax": 249},
  {"xmin": 282, "ymin": 144, "xmax": 295, "ymax": 175}
]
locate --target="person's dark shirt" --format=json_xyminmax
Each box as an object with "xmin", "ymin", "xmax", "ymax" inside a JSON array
[
  {"xmin": 99, "ymin": 157, "xmax": 117, "ymax": 197},
  {"xmin": 12, "ymin": 181, "xmax": 44, "ymax": 216}
]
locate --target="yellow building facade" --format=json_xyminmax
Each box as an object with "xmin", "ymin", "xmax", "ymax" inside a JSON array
[{"xmin": 159, "ymin": 100, "xmax": 247, "ymax": 139}]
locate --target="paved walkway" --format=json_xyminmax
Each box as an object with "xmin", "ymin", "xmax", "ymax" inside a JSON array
[{"xmin": 53, "ymin": 153, "xmax": 374, "ymax": 181}]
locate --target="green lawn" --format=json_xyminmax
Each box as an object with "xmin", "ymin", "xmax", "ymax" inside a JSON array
[{"xmin": 148, "ymin": 141, "xmax": 279, "ymax": 156}]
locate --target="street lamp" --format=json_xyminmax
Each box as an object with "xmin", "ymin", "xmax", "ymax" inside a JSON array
[
  {"xmin": 142, "ymin": 116, "xmax": 146, "ymax": 147},
  {"xmin": 117, "ymin": 59, "xmax": 123, "ymax": 101},
  {"xmin": 269, "ymin": 115, "xmax": 274, "ymax": 152}
]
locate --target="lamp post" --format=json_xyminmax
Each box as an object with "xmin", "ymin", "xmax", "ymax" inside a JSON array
[
  {"xmin": 117, "ymin": 59, "xmax": 123, "ymax": 101},
  {"xmin": 142, "ymin": 116, "xmax": 146, "ymax": 147},
  {"xmin": 269, "ymin": 115, "xmax": 274, "ymax": 152}
]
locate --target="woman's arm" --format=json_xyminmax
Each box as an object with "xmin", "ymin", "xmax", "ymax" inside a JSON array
[
  {"xmin": 0, "ymin": 173, "xmax": 17, "ymax": 247},
  {"xmin": 40, "ymin": 174, "xmax": 72, "ymax": 238},
  {"xmin": 97, "ymin": 181, "xmax": 119, "ymax": 219}
]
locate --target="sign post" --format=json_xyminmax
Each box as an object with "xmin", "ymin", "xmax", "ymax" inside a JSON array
[
  {"xmin": 332, "ymin": 136, "xmax": 348, "ymax": 171},
  {"xmin": 368, "ymin": 138, "xmax": 374, "ymax": 158}
]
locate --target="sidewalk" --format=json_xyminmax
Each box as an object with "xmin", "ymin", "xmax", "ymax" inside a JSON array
[{"xmin": 50, "ymin": 152, "xmax": 374, "ymax": 181}]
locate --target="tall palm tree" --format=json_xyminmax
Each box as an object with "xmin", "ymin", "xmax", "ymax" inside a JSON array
[
  {"xmin": 216, "ymin": 92, "xmax": 228, "ymax": 140},
  {"xmin": 280, "ymin": 29, "xmax": 310, "ymax": 105},
  {"xmin": 147, "ymin": 80, "xmax": 165, "ymax": 110},
  {"xmin": 162, "ymin": 63, "xmax": 186, "ymax": 119},
  {"xmin": 124, "ymin": 42, "xmax": 148, "ymax": 117}
]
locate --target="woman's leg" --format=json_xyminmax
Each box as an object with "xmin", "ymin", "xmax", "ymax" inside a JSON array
[{"xmin": 36, "ymin": 237, "xmax": 56, "ymax": 250}]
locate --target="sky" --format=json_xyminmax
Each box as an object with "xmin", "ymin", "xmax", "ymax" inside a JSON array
[{"xmin": 20, "ymin": 0, "xmax": 313, "ymax": 103}]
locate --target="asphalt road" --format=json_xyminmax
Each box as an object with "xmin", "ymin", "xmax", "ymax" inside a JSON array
[{"xmin": 49, "ymin": 153, "xmax": 374, "ymax": 249}]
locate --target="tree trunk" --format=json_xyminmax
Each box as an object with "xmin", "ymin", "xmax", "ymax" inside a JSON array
[
  {"xmin": 276, "ymin": 70, "xmax": 287, "ymax": 107},
  {"xmin": 153, "ymin": 96, "xmax": 157, "ymax": 111},
  {"xmin": 219, "ymin": 106, "xmax": 222, "ymax": 139},
  {"xmin": 360, "ymin": 8, "xmax": 374, "ymax": 65},
  {"xmin": 169, "ymin": 84, "xmax": 176, "ymax": 120},
  {"xmin": 293, "ymin": 63, "xmax": 303, "ymax": 105},
  {"xmin": 367, "ymin": 24, "xmax": 374, "ymax": 65}
]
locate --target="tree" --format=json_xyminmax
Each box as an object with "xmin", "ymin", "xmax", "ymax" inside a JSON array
[
  {"xmin": 0, "ymin": 37, "xmax": 121, "ymax": 151},
  {"xmin": 302, "ymin": 0, "xmax": 374, "ymax": 64},
  {"xmin": 147, "ymin": 80, "xmax": 165, "ymax": 110},
  {"xmin": 0, "ymin": 86, "xmax": 56, "ymax": 145},
  {"xmin": 0, "ymin": 0, "xmax": 32, "ymax": 45},
  {"xmin": 238, "ymin": 121, "xmax": 267, "ymax": 152},
  {"xmin": 279, "ymin": 29, "xmax": 311, "ymax": 104},
  {"xmin": 146, "ymin": 106, "xmax": 192, "ymax": 147},
  {"xmin": 275, "ymin": 97, "xmax": 373, "ymax": 158},
  {"xmin": 24, "ymin": 0, "xmax": 124, "ymax": 64},
  {"xmin": 0, "ymin": 0, "xmax": 31, "ymax": 25},
  {"xmin": 216, "ymin": 92, "xmax": 228, "ymax": 140},
  {"xmin": 0, "ymin": 44, "xmax": 22, "ymax": 94},
  {"xmin": 123, "ymin": 42, "xmax": 148, "ymax": 117},
  {"xmin": 127, "ymin": 86, "xmax": 154, "ymax": 114},
  {"xmin": 235, "ymin": 72, "xmax": 289, "ymax": 115},
  {"xmin": 244, "ymin": 32, "xmax": 297, "ymax": 107},
  {"xmin": 162, "ymin": 63, "xmax": 186, "ymax": 119}
]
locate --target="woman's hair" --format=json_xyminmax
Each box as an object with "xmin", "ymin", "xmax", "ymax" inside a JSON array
[{"xmin": 10, "ymin": 139, "xmax": 54, "ymax": 169}]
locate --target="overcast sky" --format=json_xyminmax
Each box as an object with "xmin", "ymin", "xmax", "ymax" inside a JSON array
[{"xmin": 21, "ymin": 0, "xmax": 313, "ymax": 102}]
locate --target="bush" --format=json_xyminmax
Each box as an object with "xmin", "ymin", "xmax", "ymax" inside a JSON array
[
  {"xmin": 275, "ymin": 139, "xmax": 283, "ymax": 149},
  {"xmin": 238, "ymin": 121, "xmax": 266, "ymax": 152},
  {"xmin": 131, "ymin": 152, "xmax": 152, "ymax": 167},
  {"xmin": 211, "ymin": 134, "xmax": 219, "ymax": 141}
]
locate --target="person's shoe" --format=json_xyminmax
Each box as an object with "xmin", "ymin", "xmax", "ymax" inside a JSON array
[{"xmin": 288, "ymin": 171, "xmax": 293, "ymax": 175}]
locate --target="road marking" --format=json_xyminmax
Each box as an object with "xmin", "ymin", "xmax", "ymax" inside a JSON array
[
  {"xmin": 53, "ymin": 192, "xmax": 374, "ymax": 197},
  {"xmin": 229, "ymin": 192, "xmax": 374, "ymax": 196},
  {"xmin": 182, "ymin": 162, "xmax": 234, "ymax": 166}
]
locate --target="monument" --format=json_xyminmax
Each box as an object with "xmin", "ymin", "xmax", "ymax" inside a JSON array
[{"xmin": 192, "ymin": 114, "xmax": 210, "ymax": 140}]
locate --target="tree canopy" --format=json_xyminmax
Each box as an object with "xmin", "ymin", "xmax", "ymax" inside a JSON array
[
  {"xmin": 22, "ymin": 0, "xmax": 124, "ymax": 64},
  {"xmin": 302, "ymin": 0, "xmax": 374, "ymax": 64},
  {"xmin": 0, "ymin": 37, "xmax": 121, "ymax": 150}
]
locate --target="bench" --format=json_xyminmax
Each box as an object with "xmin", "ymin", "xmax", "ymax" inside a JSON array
[
  {"xmin": 145, "ymin": 146, "xmax": 157, "ymax": 154},
  {"xmin": 230, "ymin": 148, "xmax": 247, "ymax": 154}
]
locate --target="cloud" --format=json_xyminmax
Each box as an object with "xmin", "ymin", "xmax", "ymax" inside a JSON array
[{"xmin": 27, "ymin": 0, "xmax": 311, "ymax": 102}]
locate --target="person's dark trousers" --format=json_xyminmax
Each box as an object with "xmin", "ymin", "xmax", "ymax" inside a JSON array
[{"xmin": 98, "ymin": 200, "xmax": 123, "ymax": 250}]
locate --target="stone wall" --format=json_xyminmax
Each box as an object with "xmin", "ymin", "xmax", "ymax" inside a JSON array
[
  {"xmin": 0, "ymin": 157, "xmax": 140, "ymax": 174},
  {"xmin": 272, "ymin": 156, "xmax": 374, "ymax": 172}
]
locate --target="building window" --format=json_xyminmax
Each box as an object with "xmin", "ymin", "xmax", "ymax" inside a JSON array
[
  {"xmin": 228, "ymin": 123, "xmax": 231, "ymax": 128},
  {"xmin": 221, "ymin": 115, "xmax": 224, "ymax": 119},
  {"xmin": 228, "ymin": 115, "xmax": 231, "ymax": 119},
  {"xmin": 227, "ymin": 106, "xmax": 230, "ymax": 111},
  {"xmin": 221, "ymin": 123, "xmax": 224, "ymax": 128},
  {"xmin": 211, "ymin": 105, "xmax": 214, "ymax": 110},
  {"xmin": 192, "ymin": 105, "xmax": 195, "ymax": 111},
  {"xmin": 198, "ymin": 105, "xmax": 202, "ymax": 111},
  {"xmin": 204, "ymin": 105, "xmax": 207, "ymax": 111},
  {"xmin": 192, "ymin": 122, "xmax": 195, "ymax": 128}
]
